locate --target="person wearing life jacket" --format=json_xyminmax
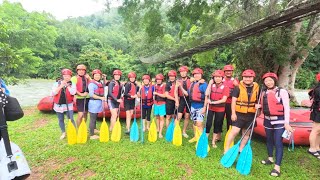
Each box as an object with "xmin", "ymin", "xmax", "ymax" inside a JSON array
[
  {"xmin": 52, "ymin": 69, "xmax": 76, "ymax": 140},
  {"xmin": 259, "ymin": 72, "xmax": 293, "ymax": 177},
  {"xmin": 174, "ymin": 66, "xmax": 192, "ymax": 138},
  {"xmin": 71, "ymin": 64, "xmax": 91, "ymax": 127},
  {"xmin": 224, "ymin": 69, "xmax": 260, "ymax": 153},
  {"xmin": 88, "ymin": 69, "xmax": 107, "ymax": 140},
  {"xmin": 108, "ymin": 69, "xmax": 123, "ymax": 131},
  {"xmin": 204, "ymin": 70, "xmax": 229, "ymax": 148},
  {"xmin": 308, "ymin": 72, "xmax": 320, "ymax": 160},
  {"xmin": 222, "ymin": 65, "xmax": 239, "ymax": 133},
  {"xmin": 154, "ymin": 74, "xmax": 166, "ymax": 138},
  {"xmin": 138, "ymin": 75, "xmax": 155, "ymax": 131},
  {"xmin": 124, "ymin": 72, "xmax": 139, "ymax": 134},
  {"xmin": 165, "ymin": 70, "xmax": 177, "ymax": 127},
  {"xmin": 188, "ymin": 68, "xmax": 208, "ymax": 143}
]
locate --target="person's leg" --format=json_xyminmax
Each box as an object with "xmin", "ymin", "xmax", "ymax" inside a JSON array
[
  {"xmin": 89, "ymin": 113, "xmax": 99, "ymax": 139},
  {"xmin": 76, "ymin": 99, "xmax": 84, "ymax": 127},
  {"xmin": 225, "ymin": 103, "xmax": 232, "ymax": 131},
  {"xmin": 205, "ymin": 110, "xmax": 214, "ymax": 136},
  {"xmin": 183, "ymin": 112, "xmax": 190, "ymax": 137},
  {"xmin": 239, "ymin": 128, "xmax": 251, "ymax": 152},
  {"xmin": 66, "ymin": 109, "xmax": 75, "ymax": 127},
  {"xmin": 212, "ymin": 112, "xmax": 225, "ymax": 147},
  {"xmin": 273, "ymin": 124, "xmax": 285, "ymax": 174},
  {"xmin": 57, "ymin": 112, "xmax": 65, "ymax": 133},
  {"xmin": 146, "ymin": 108, "xmax": 152, "ymax": 130},
  {"xmin": 309, "ymin": 122, "xmax": 320, "ymax": 152},
  {"xmin": 263, "ymin": 119, "xmax": 275, "ymax": 164},
  {"xmin": 159, "ymin": 115, "xmax": 165, "ymax": 138}
]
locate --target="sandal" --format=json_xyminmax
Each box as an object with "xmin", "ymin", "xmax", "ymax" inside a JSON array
[
  {"xmin": 307, "ymin": 150, "xmax": 320, "ymax": 159},
  {"xmin": 270, "ymin": 169, "xmax": 280, "ymax": 177},
  {"xmin": 261, "ymin": 159, "xmax": 274, "ymax": 165}
]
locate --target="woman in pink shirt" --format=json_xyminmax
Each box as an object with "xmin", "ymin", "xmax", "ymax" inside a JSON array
[{"xmin": 259, "ymin": 72, "xmax": 293, "ymax": 177}]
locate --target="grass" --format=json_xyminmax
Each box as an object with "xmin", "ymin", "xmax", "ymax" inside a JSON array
[{"xmin": 6, "ymin": 106, "xmax": 319, "ymax": 179}]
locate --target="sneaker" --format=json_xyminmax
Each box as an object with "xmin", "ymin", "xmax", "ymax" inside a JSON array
[
  {"xmin": 94, "ymin": 129, "xmax": 100, "ymax": 134},
  {"xmin": 125, "ymin": 130, "xmax": 130, "ymax": 135},
  {"xmin": 159, "ymin": 134, "xmax": 163, "ymax": 138},
  {"xmin": 188, "ymin": 137, "xmax": 197, "ymax": 143},
  {"xmin": 182, "ymin": 133, "xmax": 189, "ymax": 138},
  {"xmin": 90, "ymin": 135, "xmax": 100, "ymax": 140},
  {"xmin": 60, "ymin": 132, "xmax": 66, "ymax": 140}
]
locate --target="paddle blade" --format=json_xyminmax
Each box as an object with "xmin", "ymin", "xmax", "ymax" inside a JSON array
[
  {"xmin": 224, "ymin": 125, "xmax": 234, "ymax": 151},
  {"xmin": 148, "ymin": 120, "xmax": 157, "ymax": 142},
  {"xmin": 77, "ymin": 120, "xmax": 88, "ymax": 144},
  {"xmin": 67, "ymin": 120, "xmax": 77, "ymax": 145},
  {"xmin": 140, "ymin": 118, "xmax": 144, "ymax": 143},
  {"xmin": 172, "ymin": 122, "xmax": 182, "ymax": 146},
  {"xmin": 196, "ymin": 128, "xmax": 209, "ymax": 158},
  {"xmin": 220, "ymin": 141, "xmax": 240, "ymax": 168},
  {"xmin": 99, "ymin": 118, "xmax": 109, "ymax": 143},
  {"xmin": 130, "ymin": 119, "xmax": 139, "ymax": 142},
  {"xmin": 236, "ymin": 140, "xmax": 253, "ymax": 175},
  {"xmin": 195, "ymin": 126, "xmax": 201, "ymax": 142},
  {"xmin": 111, "ymin": 118, "xmax": 121, "ymax": 142},
  {"xmin": 165, "ymin": 119, "xmax": 174, "ymax": 142}
]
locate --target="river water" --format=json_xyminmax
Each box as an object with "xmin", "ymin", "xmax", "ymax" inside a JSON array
[{"xmin": 7, "ymin": 79, "xmax": 310, "ymax": 107}]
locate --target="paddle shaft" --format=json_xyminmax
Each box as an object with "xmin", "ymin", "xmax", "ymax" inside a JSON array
[{"xmin": 179, "ymin": 86, "xmax": 191, "ymax": 113}]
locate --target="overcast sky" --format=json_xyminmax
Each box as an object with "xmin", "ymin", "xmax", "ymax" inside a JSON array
[{"xmin": 1, "ymin": 0, "xmax": 122, "ymax": 20}]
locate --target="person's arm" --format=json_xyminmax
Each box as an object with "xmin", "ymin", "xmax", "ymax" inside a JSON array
[
  {"xmin": 67, "ymin": 82, "xmax": 76, "ymax": 95},
  {"xmin": 231, "ymin": 87, "xmax": 240, "ymax": 121},
  {"xmin": 52, "ymin": 81, "xmax": 67, "ymax": 95},
  {"xmin": 211, "ymin": 86, "xmax": 229, "ymax": 105}
]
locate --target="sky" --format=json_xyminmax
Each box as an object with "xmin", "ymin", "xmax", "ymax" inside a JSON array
[{"xmin": 1, "ymin": 0, "xmax": 122, "ymax": 20}]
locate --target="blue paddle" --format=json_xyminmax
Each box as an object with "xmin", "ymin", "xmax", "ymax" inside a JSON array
[
  {"xmin": 130, "ymin": 106, "xmax": 139, "ymax": 142},
  {"xmin": 165, "ymin": 118, "xmax": 175, "ymax": 142},
  {"xmin": 220, "ymin": 121, "xmax": 254, "ymax": 168},
  {"xmin": 196, "ymin": 128, "xmax": 209, "ymax": 158}
]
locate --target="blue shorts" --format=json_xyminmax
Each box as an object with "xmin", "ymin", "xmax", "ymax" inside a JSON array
[{"xmin": 154, "ymin": 104, "xmax": 166, "ymax": 116}]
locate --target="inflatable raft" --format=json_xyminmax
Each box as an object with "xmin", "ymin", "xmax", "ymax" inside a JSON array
[{"xmin": 254, "ymin": 108, "xmax": 312, "ymax": 145}]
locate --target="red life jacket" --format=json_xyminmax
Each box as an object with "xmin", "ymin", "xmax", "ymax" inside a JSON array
[
  {"xmin": 127, "ymin": 82, "xmax": 137, "ymax": 100},
  {"xmin": 210, "ymin": 84, "xmax": 226, "ymax": 107},
  {"xmin": 262, "ymin": 88, "xmax": 284, "ymax": 116},
  {"xmin": 141, "ymin": 85, "xmax": 154, "ymax": 106},
  {"xmin": 108, "ymin": 80, "xmax": 121, "ymax": 100},
  {"xmin": 90, "ymin": 80, "xmax": 104, "ymax": 97},
  {"xmin": 223, "ymin": 77, "xmax": 235, "ymax": 97},
  {"xmin": 53, "ymin": 82, "xmax": 73, "ymax": 104},
  {"xmin": 190, "ymin": 82, "xmax": 204, "ymax": 103},
  {"xmin": 76, "ymin": 75, "xmax": 89, "ymax": 93},
  {"xmin": 155, "ymin": 84, "xmax": 166, "ymax": 102},
  {"xmin": 178, "ymin": 78, "xmax": 191, "ymax": 97},
  {"xmin": 167, "ymin": 81, "xmax": 176, "ymax": 98}
]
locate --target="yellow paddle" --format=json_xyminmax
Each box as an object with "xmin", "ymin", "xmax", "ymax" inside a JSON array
[
  {"xmin": 172, "ymin": 122, "xmax": 182, "ymax": 146},
  {"xmin": 111, "ymin": 103, "xmax": 122, "ymax": 142},
  {"xmin": 224, "ymin": 125, "xmax": 234, "ymax": 151},
  {"xmin": 64, "ymin": 88, "xmax": 77, "ymax": 145},
  {"xmin": 148, "ymin": 118, "xmax": 157, "ymax": 142},
  {"xmin": 100, "ymin": 79, "xmax": 109, "ymax": 142},
  {"xmin": 77, "ymin": 95, "xmax": 88, "ymax": 144}
]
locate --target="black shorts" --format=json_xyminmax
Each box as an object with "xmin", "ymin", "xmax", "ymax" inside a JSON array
[
  {"xmin": 178, "ymin": 97, "xmax": 190, "ymax": 113},
  {"xmin": 232, "ymin": 112, "xmax": 257, "ymax": 129},
  {"xmin": 142, "ymin": 107, "xmax": 152, "ymax": 121},
  {"xmin": 108, "ymin": 99, "xmax": 120, "ymax": 109},
  {"xmin": 310, "ymin": 109, "xmax": 320, "ymax": 123},
  {"xmin": 124, "ymin": 99, "xmax": 135, "ymax": 111},
  {"xmin": 76, "ymin": 98, "xmax": 89, "ymax": 112},
  {"xmin": 166, "ymin": 100, "xmax": 175, "ymax": 115}
]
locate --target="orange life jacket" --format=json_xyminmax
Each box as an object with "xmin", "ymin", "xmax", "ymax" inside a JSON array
[
  {"xmin": 262, "ymin": 88, "xmax": 284, "ymax": 116},
  {"xmin": 235, "ymin": 81, "xmax": 259, "ymax": 113}
]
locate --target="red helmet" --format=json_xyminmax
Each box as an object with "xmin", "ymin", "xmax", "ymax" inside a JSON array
[
  {"xmin": 155, "ymin": 74, "xmax": 164, "ymax": 80},
  {"xmin": 192, "ymin": 68, "xmax": 203, "ymax": 75},
  {"xmin": 262, "ymin": 72, "xmax": 278, "ymax": 80},
  {"xmin": 128, "ymin": 72, "xmax": 136, "ymax": 78},
  {"xmin": 113, "ymin": 70, "xmax": 122, "ymax": 76},
  {"xmin": 168, "ymin": 70, "xmax": 177, "ymax": 77},
  {"xmin": 92, "ymin": 69, "xmax": 102, "ymax": 76},
  {"xmin": 223, "ymin": 65, "xmax": 234, "ymax": 71},
  {"xmin": 142, "ymin": 75, "xmax": 150, "ymax": 80},
  {"xmin": 212, "ymin": 70, "xmax": 224, "ymax": 77},
  {"xmin": 316, "ymin": 73, "xmax": 320, "ymax": 81},
  {"xmin": 179, "ymin": 66, "xmax": 189, "ymax": 72},
  {"xmin": 242, "ymin": 69, "xmax": 256, "ymax": 77},
  {"xmin": 76, "ymin": 64, "xmax": 86, "ymax": 71},
  {"xmin": 61, "ymin": 69, "xmax": 72, "ymax": 76}
]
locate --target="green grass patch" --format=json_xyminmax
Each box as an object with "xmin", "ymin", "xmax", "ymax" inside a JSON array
[{"xmin": 5, "ymin": 107, "xmax": 319, "ymax": 179}]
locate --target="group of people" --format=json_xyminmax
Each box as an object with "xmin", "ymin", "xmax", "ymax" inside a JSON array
[{"xmin": 51, "ymin": 64, "xmax": 320, "ymax": 177}]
